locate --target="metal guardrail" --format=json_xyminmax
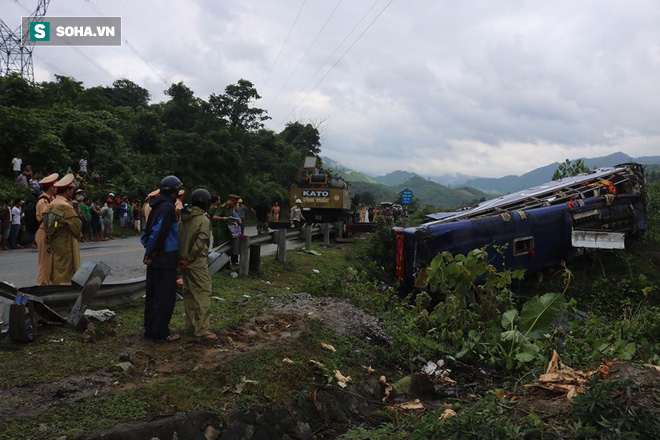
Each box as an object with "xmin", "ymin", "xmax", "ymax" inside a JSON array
[
  {"xmin": 10, "ymin": 223, "xmax": 342, "ymax": 314},
  {"xmin": 211, "ymin": 224, "xmax": 330, "ymax": 253},
  {"xmin": 215, "ymin": 223, "xmax": 339, "ymax": 278}
]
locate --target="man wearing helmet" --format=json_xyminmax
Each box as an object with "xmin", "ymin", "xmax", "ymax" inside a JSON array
[
  {"xmin": 178, "ymin": 188, "xmax": 216, "ymax": 340},
  {"xmin": 290, "ymin": 198, "xmax": 306, "ymax": 229},
  {"xmin": 141, "ymin": 175, "xmax": 182, "ymax": 342}
]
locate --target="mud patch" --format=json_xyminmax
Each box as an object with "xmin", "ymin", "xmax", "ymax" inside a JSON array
[{"xmin": 0, "ymin": 373, "xmax": 113, "ymax": 420}]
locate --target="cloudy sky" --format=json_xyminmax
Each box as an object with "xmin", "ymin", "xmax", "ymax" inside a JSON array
[{"xmin": 5, "ymin": 0, "xmax": 660, "ymax": 178}]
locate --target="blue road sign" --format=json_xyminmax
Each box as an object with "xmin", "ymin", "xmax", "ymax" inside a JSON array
[{"xmin": 401, "ymin": 189, "xmax": 413, "ymax": 205}]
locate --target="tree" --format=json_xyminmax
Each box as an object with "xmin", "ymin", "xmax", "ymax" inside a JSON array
[
  {"xmin": 108, "ymin": 79, "xmax": 150, "ymax": 108},
  {"xmin": 360, "ymin": 191, "xmax": 376, "ymax": 206},
  {"xmin": 0, "ymin": 73, "xmax": 41, "ymax": 107},
  {"xmin": 39, "ymin": 75, "xmax": 84, "ymax": 107},
  {"xmin": 162, "ymin": 82, "xmax": 203, "ymax": 131},
  {"xmin": 208, "ymin": 79, "xmax": 270, "ymax": 132},
  {"xmin": 279, "ymin": 121, "xmax": 321, "ymax": 156},
  {"xmin": 552, "ymin": 159, "xmax": 590, "ymax": 180}
]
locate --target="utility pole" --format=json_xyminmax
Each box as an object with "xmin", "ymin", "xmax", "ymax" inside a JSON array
[{"xmin": 0, "ymin": 0, "xmax": 51, "ymax": 83}]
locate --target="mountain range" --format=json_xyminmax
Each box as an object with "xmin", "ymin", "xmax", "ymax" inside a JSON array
[
  {"xmin": 321, "ymin": 156, "xmax": 487, "ymax": 209},
  {"xmin": 323, "ymin": 152, "xmax": 660, "ymax": 197}
]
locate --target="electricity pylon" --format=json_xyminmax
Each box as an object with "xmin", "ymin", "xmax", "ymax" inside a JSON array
[{"xmin": 0, "ymin": 0, "xmax": 51, "ymax": 83}]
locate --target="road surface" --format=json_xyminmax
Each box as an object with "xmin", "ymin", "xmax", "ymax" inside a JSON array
[{"xmin": 0, "ymin": 226, "xmax": 292, "ymax": 288}]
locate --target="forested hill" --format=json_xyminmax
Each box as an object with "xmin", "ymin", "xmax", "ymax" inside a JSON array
[
  {"xmin": 322, "ymin": 158, "xmax": 488, "ymax": 209},
  {"xmin": 349, "ymin": 176, "xmax": 487, "ymax": 210},
  {"xmin": 0, "ymin": 74, "xmax": 322, "ymax": 204}
]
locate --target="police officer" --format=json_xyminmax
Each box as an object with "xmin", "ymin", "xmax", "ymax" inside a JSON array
[
  {"xmin": 141, "ymin": 175, "xmax": 182, "ymax": 342},
  {"xmin": 179, "ymin": 188, "xmax": 215, "ymax": 340},
  {"xmin": 48, "ymin": 174, "xmax": 82, "ymax": 285},
  {"xmin": 36, "ymin": 173, "xmax": 58, "ymax": 285}
]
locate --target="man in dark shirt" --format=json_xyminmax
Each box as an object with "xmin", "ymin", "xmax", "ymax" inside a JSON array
[
  {"xmin": 141, "ymin": 175, "xmax": 182, "ymax": 342},
  {"xmin": 1, "ymin": 198, "xmax": 12, "ymax": 250},
  {"xmin": 253, "ymin": 197, "xmax": 270, "ymax": 235}
]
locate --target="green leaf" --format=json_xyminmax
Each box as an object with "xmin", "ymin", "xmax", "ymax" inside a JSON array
[
  {"xmin": 501, "ymin": 309, "xmax": 518, "ymax": 330},
  {"xmin": 515, "ymin": 352, "xmax": 536, "ymax": 363},
  {"xmin": 500, "ymin": 329, "xmax": 524, "ymax": 343},
  {"xmin": 619, "ymin": 342, "xmax": 636, "ymax": 360},
  {"xmin": 519, "ymin": 292, "xmax": 564, "ymax": 338},
  {"xmin": 456, "ymin": 346, "xmax": 470, "ymax": 359}
]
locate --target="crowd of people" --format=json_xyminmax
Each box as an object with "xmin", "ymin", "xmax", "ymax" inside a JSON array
[
  {"xmin": 4, "ymin": 153, "xmax": 289, "ymax": 252},
  {"xmin": 6, "ymin": 155, "xmax": 298, "ymax": 344},
  {"xmin": 356, "ymin": 202, "xmax": 407, "ymax": 224}
]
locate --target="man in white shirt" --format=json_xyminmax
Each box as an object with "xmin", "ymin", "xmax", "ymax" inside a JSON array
[
  {"xmin": 11, "ymin": 154, "xmax": 22, "ymax": 178},
  {"xmin": 10, "ymin": 198, "xmax": 22, "ymax": 249},
  {"xmin": 79, "ymin": 156, "xmax": 88, "ymax": 176}
]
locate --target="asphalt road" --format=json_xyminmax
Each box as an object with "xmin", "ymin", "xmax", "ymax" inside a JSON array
[{"xmin": 0, "ymin": 226, "xmax": 290, "ymax": 288}]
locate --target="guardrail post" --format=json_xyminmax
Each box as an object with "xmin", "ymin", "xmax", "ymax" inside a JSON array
[
  {"xmin": 322, "ymin": 223, "xmax": 330, "ymax": 247},
  {"xmin": 239, "ymin": 236, "xmax": 250, "ymax": 277},
  {"xmin": 232, "ymin": 236, "xmax": 240, "ymax": 262},
  {"xmin": 304, "ymin": 224, "xmax": 312, "ymax": 251},
  {"xmin": 335, "ymin": 221, "xmax": 343, "ymax": 239},
  {"xmin": 276, "ymin": 229, "xmax": 287, "ymax": 262},
  {"xmin": 249, "ymin": 244, "xmax": 261, "ymax": 273}
]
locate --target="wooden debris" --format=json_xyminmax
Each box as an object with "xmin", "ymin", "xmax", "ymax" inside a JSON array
[
  {"xmin": 392, "ymin": 399, "xmax": 424, "ymax": 411},
  {"xmin": 439, "ymin": 408, "xmax": 457, "ymax": 419},
  {"xmin": 362, "ymin": 365, "xmax": 375, "ymax": 374},
  {"xmin": 532, "ymin": 350, "xmax": 603, "ymax": 401},
  {"xmin": 334, "ymin": 370, "xmax": 352, "ymax": 388},
  {"xmin": 321, "ymin": 342, "xmax": 336, "ymax": 352},
  {"xmin": 379, "ymin": 375, "xmax": 392, "ymax": 403}
]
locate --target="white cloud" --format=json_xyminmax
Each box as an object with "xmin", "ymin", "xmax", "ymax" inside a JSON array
[{"xmin": 5, "ymin": 0, "xmax": 659, "ymax": 177}]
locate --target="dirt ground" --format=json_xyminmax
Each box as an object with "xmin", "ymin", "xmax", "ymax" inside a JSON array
[
  {"xmin": 0, "ymin": 293, "xmax": 394, "ymax": 434},
  {"xmin": 2, "ymin": 259, "xmax": 660, "ymax": 438}
]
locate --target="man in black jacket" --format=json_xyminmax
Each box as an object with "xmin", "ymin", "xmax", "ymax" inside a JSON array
[{"xmin": 141, "ymin": 175, "xmax": 182, "ymax": 342}]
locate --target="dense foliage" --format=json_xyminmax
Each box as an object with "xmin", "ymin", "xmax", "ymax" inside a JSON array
[{"xmin": 0, "ymin": 73, "xmax": 322, "ymax": 204}]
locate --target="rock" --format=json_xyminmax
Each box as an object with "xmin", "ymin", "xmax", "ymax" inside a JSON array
[
  {"xmin": 119, "ymin": 352, "xmax": 132, "ymax": 363},
  {"xmin": 86, "ymin": 410, "xmax": 219, "ymax": 440},
  {"xmin": 242, "ymin": 329, "xmax": 257, "ymax": 338},
  {"xmin": 114, "ymin": 362, "xmax": 134, "ymax": 373},
  {"xmin": 220, "ymin": 420, "xmax": 254, "ymax": 439},
  {"xmin": 295, "ymin": 421, "xmax": 312, "ymax": 439},
  {"xmin": 204, "ymin": 424, "xmax": 221, "ymax": 440},
  {"xmin": 80, "ymin": 328, "xmax": 97, "ymax": 343}
]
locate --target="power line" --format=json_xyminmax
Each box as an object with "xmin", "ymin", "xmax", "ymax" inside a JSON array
[
  {"xmin": 32, "ymin": 52, "xmax": 67, "ymax": 76},
  {"xmin": 123, "ymin": 38, "xmax": 168, "ymax": 85},
  {"xmin": 83, "ymin": 0, "xmax": 169, "ymax": 85},
  {"xmin": 270, "ymin": 0, "xmax": 380, "ymax": 122},
  {"xmin": 267, "ymin": 0, "xmax": 344, "ymax": 109},
  {"xmin": 14, "ymin": 0, "xmax": 32, "ymax": 15},
  {"xmin": 263, "ymin": 0, "xmax": 307, "ymax": 87},
  {"xmin": 68, "ymin": 44, "xmax": 115, "ymax": 79},
  {"xmin": 275, "ymin": 0, "xmax": 395, "ymax": 126}
]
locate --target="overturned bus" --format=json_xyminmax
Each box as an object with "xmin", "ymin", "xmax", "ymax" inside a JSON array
[{"xmin": 394, "ymin": 163, "xmax": 647, "ymax": 291}]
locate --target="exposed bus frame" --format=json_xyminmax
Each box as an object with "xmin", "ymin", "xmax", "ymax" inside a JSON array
[{"xmin": 394, "ymin": 163, "xmax": 647, "ymax": 292}]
